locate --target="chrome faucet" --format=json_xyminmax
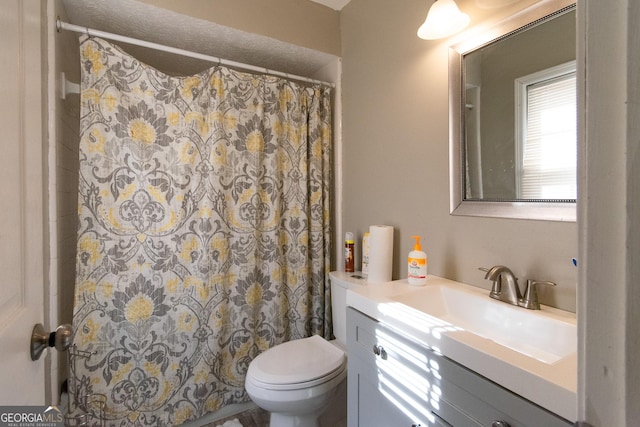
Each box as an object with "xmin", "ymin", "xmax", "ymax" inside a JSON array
[{"xmin": 480, "ymin": 266, "xmax": 556, "ymax": 310}]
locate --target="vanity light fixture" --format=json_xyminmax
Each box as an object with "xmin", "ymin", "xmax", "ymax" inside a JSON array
[{"xmin": 417, "ymin": 0, "xmax": 470, "ymax": 40}]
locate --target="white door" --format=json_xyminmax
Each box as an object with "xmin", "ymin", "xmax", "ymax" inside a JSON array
[{"xmin": 0, "ymin": 0, "xmax": 47, "ymax": 404}]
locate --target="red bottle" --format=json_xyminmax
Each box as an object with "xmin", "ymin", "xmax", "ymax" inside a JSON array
[{"xmin": 345, "ymin": 232, "xmax": 355, "ymax": 272}]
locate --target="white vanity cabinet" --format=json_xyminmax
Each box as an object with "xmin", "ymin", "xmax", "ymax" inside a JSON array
[{"xmin": 347, "ymin": 307, "xmax": 572, "ymax": 427}]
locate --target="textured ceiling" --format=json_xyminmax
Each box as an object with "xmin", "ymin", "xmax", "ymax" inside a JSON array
[{"xmin": 61, "ymin": 0, "xmax": 337, "ymax": 78}]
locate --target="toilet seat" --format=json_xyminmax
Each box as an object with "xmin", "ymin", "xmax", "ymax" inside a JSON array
[{"xmin": 247, "ymin": 335, "xmax": 346, "ymax": 391}]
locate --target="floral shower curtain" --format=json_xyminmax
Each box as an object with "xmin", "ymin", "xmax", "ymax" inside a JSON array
[{"xmin": 69, "ymin": 35, "xmax": 332, "ymax": 426}]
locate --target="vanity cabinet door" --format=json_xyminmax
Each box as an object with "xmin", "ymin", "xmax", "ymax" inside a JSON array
[
  {"xmin": 347, "ymin": 307, "xmax": 417, "ymax": 425},
  {"xmin": 347, "ymin": 308, "xmax": 482, "ymax": 427},
  {"xmin": 348, "ymin": 365, "xmax": 418, "ymax": 426},
  {"xmin": 346, "ymin": 307, "xmax": 572, "ymax": 427}
]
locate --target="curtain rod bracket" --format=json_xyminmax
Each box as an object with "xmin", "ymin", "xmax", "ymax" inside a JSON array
[{"xmin": 60, "ymin": 72, "xmax": 80, "ymax": 100}]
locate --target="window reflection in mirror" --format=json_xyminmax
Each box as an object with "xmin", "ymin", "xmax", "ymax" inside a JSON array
[
  {"xmin": 515, "ymin": 61, "xmax": 576, "ymax": 200},
  {"xmin": 461, "ymin": 7, "xmax": 576, "ymax": 203}
]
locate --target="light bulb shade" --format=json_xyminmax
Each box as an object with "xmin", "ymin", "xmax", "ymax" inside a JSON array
[{"xmin": 417, "ymin": 0, "xmax": 470, "ymax": 40}]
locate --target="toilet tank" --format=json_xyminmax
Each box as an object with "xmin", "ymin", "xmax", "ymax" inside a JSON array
[{"xmin": 329, "ymin": 271, "xmax": 367, "ymax": 347}]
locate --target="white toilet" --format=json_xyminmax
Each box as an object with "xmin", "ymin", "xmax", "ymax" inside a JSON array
[{"xmin": 244, "ymin": 271, "xmax": 364, "ymax": 427}]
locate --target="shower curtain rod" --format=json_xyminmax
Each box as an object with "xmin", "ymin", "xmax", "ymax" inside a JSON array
[{"xmin": 56, "ymin": 19, "xmax": 335, "ymax": 88}]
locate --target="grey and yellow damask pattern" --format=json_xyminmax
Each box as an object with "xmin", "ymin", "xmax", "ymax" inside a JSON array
[{"xmin": 70, "ymin": 35, "xmax": 332, "ymax": 426}]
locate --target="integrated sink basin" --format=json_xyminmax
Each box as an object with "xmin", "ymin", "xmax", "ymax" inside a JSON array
[
  {"xmin": 341, "ymin": 272, "xmax": 578, "ymax": 421},
  {"xmin": 390, "ymin": 283, "xmax": 576, "ymax": 364}
]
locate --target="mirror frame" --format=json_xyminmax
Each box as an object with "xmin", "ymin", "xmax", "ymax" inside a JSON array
[{"xmin": 449, "ymin": 0, "xmax": 577, "ymax": 222}]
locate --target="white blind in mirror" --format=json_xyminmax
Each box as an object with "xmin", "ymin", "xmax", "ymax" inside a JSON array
[{"xmin": 519, "ymin": 71, "xmax": 577, "ymax": 200}]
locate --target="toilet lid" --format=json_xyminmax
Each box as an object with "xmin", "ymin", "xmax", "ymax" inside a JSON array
[{"xmin": 248, "ymin": 335, "xmax": 346, "ymax": 386}]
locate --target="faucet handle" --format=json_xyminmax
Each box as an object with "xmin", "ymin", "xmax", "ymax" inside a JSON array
[{"xmin": 520, "ymin": 280, "xmax": 556, "ymax": 310}]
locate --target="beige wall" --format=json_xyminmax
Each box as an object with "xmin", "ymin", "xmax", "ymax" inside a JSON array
[
  {"xmin": 341, "ymin": 0, "xmax": 577, "ymax": 312},
  {"xmin": 137, "ymin": 0, "xmax": 341, "ymax": 56}
]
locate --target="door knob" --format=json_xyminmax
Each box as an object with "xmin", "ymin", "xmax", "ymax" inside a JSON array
[{"xmin": 30, "ymin": 323, "xmax": 73, "ymax": 361}]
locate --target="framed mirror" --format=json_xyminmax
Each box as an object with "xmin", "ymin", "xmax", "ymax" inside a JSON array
[{"xmin": 449, "ymin": 0, "xmax": 576, "ymax": 221}]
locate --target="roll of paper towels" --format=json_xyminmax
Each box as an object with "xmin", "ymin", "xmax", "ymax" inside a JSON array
[{"xmin": 367, "ymin": 225, "xmax": 394, "ymax": 283}]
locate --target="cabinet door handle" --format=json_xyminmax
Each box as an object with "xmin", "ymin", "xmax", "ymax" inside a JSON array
[
  {"xmin": 372, "ymin": 344, "xmax": 388, "ymax": 360},
  {"xmin": 379, "ymin": 346, "xmax": 387, "ymax": 360},
  {"xmin": 492, "ymin": 422, "xmax": 511, "ymax": 427}
]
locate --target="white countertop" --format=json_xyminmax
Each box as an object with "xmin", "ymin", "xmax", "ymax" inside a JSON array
[{"xmin": 339, "ymin": 272, "xmax": 577, "ymax": 422}]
